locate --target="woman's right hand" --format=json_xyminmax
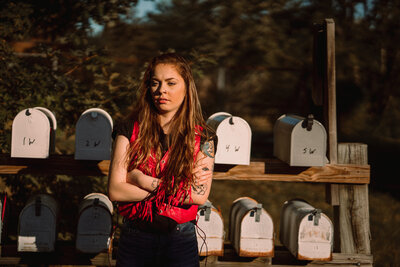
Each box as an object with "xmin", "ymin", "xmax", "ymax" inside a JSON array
[{"xmin": 127, "ymin": 168, "xmax": 160, "ymax": 192}]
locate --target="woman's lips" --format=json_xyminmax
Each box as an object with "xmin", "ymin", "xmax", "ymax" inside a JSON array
[{"xmin": 158, "ymin": 98, "xmax": 168, "ymax": 104}]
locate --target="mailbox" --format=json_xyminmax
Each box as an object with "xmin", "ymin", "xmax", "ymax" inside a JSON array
[
  {"xmin": 18, "ymin": 194, "xmax": 58, "ymax": 252},
  {"xmin": 76, "ymin": 193, "xmax": 113, "ymax": 253},
  {"xmin": 196, "ymin": 200, "xmax": 224, "ymax": 256},
  {"xmin": 229, "ymin": 197, "xmax": 274, "ymax": 257},
  {"xmin": 279, "ymin": 199, "xmax": 333, "ymax": 261},
  {"xmin": 273, "ymin": 114, "xmax": 327, "ymax": 166},
  {"xmin": 207, "ymin": 112, "xmax": 251, "ymax": 165},
  {"xmin": 11, "ymin": 107, "xmax": 57, "ymax": 158},
  {"xmin": 75, "ymin": 108, "xmax": 113, "ymax": 160}
]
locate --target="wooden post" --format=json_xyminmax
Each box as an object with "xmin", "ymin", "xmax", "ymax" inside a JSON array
[
  {"xmin": 337, "ymin": 143, "xmax": 371, "ymax": 255},
  {"xmin": 317, "ymin": 18, "xmax": 340, "ymax": 210}
]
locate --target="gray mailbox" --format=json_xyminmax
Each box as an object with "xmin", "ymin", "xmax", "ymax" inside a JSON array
[
  {"xmin": 207, "ymin": 112, "xmax": 251, "ymax": 165},
  {"xmin": 273, "ymin": 114, "xmax": 327, "ymax": 166},
  {"xmin": 18, "ymin": 194, "xmax": 58, "ymax": 252},
  {"xmin": 75, "ymin": 108, "xmax": 113, "ymax": 160},
  {"xmin": 229, "ymin": 197, "xmax": 274, "ymax": 257},
  {"xmin": 196, "ymin": 200, "xmax": 224, "ymax": 256},
  {"xmin": 11, "ymin": 107, "xmax": 57, "ymax": 158},
  {"xmin": 76, "ymin": 193, "xmax": 113, "ymax": 253},
  {"xmin": 280, "ymin": 199, "xmax": 333, "ymax": 261}
]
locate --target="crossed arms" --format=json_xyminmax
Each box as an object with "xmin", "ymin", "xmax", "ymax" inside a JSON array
[{"xmin": 108, "ymin": 135, "xmax": 215, "ymax": 205}]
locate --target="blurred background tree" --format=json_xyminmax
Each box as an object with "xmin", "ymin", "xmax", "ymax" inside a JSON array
[{"xmin": 1, "ymin": 0, "xmax": 399, "ymax": 264}]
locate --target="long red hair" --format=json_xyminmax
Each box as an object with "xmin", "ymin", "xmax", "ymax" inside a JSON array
[{"xmin": 127, "ymin": 53, "xmax": 208, "ymax": 195}]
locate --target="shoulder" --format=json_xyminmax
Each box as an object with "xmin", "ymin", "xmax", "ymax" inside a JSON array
[
  {"xmin": 200, "ymin": 127, "xmax": 218, "ymax": 155},
  {"xmin": 112, "ymin": 119, "xmax": 136, "ymax": 140}
]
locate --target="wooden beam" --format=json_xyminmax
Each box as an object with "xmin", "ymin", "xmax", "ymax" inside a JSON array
[
  {"xmin": 323, "ymin": 18, "xmax": 339, "ymax": 206},
  {"xmin": 0, "ymin": 154, "xmax": 370, "ymax": 184}
]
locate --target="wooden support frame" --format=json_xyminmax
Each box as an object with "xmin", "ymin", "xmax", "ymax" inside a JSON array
[{"xmin": 0, "ymin": 154, "xmax": 370, "ymax": 184}]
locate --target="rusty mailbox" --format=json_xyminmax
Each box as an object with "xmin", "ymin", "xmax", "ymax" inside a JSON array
[
  {"xmin": 273, "ymin": 114, "xmax": 327, "ymax": 166},
  {"xmin": 279, "ymin": 199, "xmax": 333, "ymax": 261},
  {"xmin": 196, "ymin": 200, "xmax": 224, "ymax": 256},
  {"xmin": 229, "ymin": 197, "xmax": 274, "ymax": 257},
  {"xmin": 18, "ymin": 194, "xmax": 59, "ymax": 252},
  {"xmin": 207, "ymin": 112, "xmax": 251, "ymax": 165},
  {"xmin": 11, "ymin": 107, "xmax": 57, "ymax": 158},
  {"xmin": 75, "ymin": 108, "xmax": 113, "ymax": 160},
  {"xmin": 76, "ymin": 193, "xmax": 113, "ymax": 253}
]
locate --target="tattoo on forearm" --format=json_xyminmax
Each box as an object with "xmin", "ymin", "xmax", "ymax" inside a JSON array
[
  {"xmin": 201, "ymin": 140, "xmax": 215, "ymax": 158},
  {"xmin": 151, "ymin": 179, "xmax": 160, "ymax": 189},
  {"xmin": 192, "ymin": 184, "xmax": 207, "ymax": 195}
]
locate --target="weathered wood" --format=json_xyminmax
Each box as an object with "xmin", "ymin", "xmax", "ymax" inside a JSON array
[
  {"xmin": 308, "ymin": 253, "xmax": 373, "ymax": 266},
  {"xmin": 324, "ymin": 18, "xmax": 338, "ymax": 165},
  {"xmin": 0, "ymin": 154, "xmax": 109, "ymax": 176},
  {"xmin": 336, "ymin": 143, "xmax": 371, "ymax": 255},
  {"xmin": 323, "ymin": 18, "xmax": 339, "ymax": 206},
  {"xmin": 0, "ymin": 154, "xmax": 370, "ymax": 184}
]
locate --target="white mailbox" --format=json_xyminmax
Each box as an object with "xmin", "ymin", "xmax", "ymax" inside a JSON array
[
  {"xmin": 279, "ymin": 199, "xmax": 333, "ymax": 261},
  {"xmin": 75, "ymin": 108, "xmax": 113, "ymax": 160},
  {"xmin": 196, "ymin": 200, "xmax": 224, "ymax": 256},
  {"xmin": 273, "ymin": 114, "xmax": 327, "ymax": 166},
  {"xmin": 76, "ymin": 193, "xmax": 113, "ymax": 253},
  {"xmin": 207, "ymin": 112, "xmax": 251, "ymax": 165},
  {"xmin": 11, "ymin": 107, "xmax": 57, "ymax": 158},
  {"xmin": 18, "ymin": 194, "xmax": 58, "ymax": 252},
  {"xmin": 229, "ymin": 197, "xmax": 274, "ymax": 257}
]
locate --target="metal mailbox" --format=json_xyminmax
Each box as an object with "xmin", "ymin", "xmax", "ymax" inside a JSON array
[
  {"xmin": 207, "ymin": 112, "xmax": 251, "ymax": 165},
  {"xmin": 76, "ymin": 193, "xmax": 113, "ymax": 253},
  {"xmin": 75, "ymin": 108, "xmax": 113, "ymax": 160},
  {"xmin": 229, "ymin": 197, "xmax": 274, "ymax": 257},
  {"xmin": 279, "ymin": 199, "xmax": 333, "ymax": 261},
  {"xmin": 18, "ymin": 194, "xmax": 59, "ymax": 252},
  {"xmin": 196, "ymin": 200, "xmax": 224, "ymax": 256},
  {"xmin": 11, "ymin": 107, "xmax": 57, "ymax": 158},
  {"xmin": 273, "ymin": 114, "xmax": 327, "ymax": 166}
]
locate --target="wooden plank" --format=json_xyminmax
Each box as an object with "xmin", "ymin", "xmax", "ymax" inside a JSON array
[
  {"xmin": 0, "ymin": 154, "xmax": 370, "ymax": 184},
  {"xmin": 337, "ymin": 143, "xmax": 371, "ymax": 255},
  {"xmin": 0, "ymin": 154, "xmax": 109, "ymax": 176},
  {"xmin": 214, "ymin": 161, "xmax": 370, "ymax": 184},
  {"xmin": 308, "ymin": 253, "xmax": 372, "ymax": 266}
]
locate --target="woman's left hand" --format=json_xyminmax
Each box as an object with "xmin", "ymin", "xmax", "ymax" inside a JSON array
[{"xmin": 193, "ymin": 156, "xmax": 213, "ymax": 185}]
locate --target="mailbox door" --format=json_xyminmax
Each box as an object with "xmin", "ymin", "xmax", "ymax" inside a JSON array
[
  {"xmin": 239, "ymin": 210, "xmax": 274, "ymax": 257},
  {"xmin": 215, "ymin": 117, "xmax": 251, "ymax": 165},
  {"xmin": 11, "ymin": 109, "xmax": 50, "ymax": 158},
  {"xmin": 291, "ymin": 121, "xmax": 327, "ymax": 166},
  {"xmin": 297, "ymin": 214, "xmax": 333, "ymax": 261},
  {"xmin": 196, "ymin": 208, "xmax": 224, "ymax": 256},
  {"xmin": 75, "ymin": 109, "xmax": 113, "ymax": 160},
  {"xmin": 76, "ymin": 206, "xmax": 112, "ymax": 253},
  {"xmin": 18, "ymin": 205, "xmax": 57, "ymax": 252}
]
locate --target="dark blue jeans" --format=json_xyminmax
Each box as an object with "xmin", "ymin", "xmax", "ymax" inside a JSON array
[{"xmin": 117, "ymin": 220, "xmax": 199, "ymax": 267}]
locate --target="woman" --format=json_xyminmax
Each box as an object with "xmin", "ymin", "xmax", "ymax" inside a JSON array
[{"xmin": 108, "ymin": 53, "xmax": 216, "ymax": 267}]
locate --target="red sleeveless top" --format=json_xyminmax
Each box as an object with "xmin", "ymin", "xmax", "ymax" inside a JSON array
[{"xmin": 118, "ymin": 121, "xmax": 200, "ymax": 224}]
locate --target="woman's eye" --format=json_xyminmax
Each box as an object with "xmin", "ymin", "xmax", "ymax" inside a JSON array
[
  {"xmin": 151, "ymin": 82, "xmax": 159, "ymax": 87},
  {"xmin": 168, "ymin": 82, "xmax": 176, "ymax": 86}
]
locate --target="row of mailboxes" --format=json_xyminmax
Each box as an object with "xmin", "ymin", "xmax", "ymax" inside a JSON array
[
  {"xmin": 11, "ymin": 108, "xmax": 113, "ymax": 160},
  {"xmin": 196, "ymin": 198, "xmax": 333, "ymax": 261},
  {"xmin": 11, "ymin": 108, "xmax": 327, "ymax": 166},
  {"xmin": 17, "ymin": 193, "xmax": 113, "ymax": 253}
]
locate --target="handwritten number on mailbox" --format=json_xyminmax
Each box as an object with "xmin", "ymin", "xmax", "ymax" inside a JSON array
[
  {"xmin": 23, "ymin": 137, "xmax": 36, "ymax": 146},
  {"xmin": 85, "ymin": 140, "xmax": 101, "ymax": 147},
  {"xmin": 303, "ymin": 148, "xmax": 317, "ymax": 154}
]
